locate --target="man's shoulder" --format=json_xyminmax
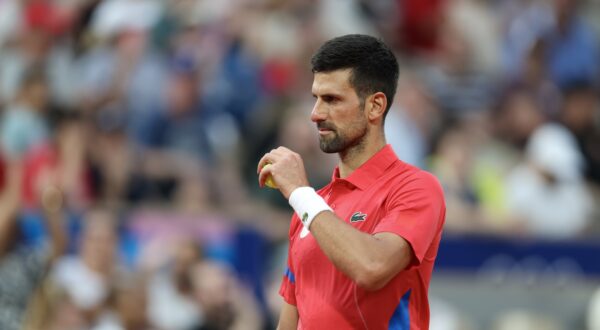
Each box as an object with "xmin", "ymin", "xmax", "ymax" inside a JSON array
[
  {"xmin": 383, "ymin": 163, "xmax": 446, "ymax": 212},
  {"xmin": 389, "ymin": 162, "xmax": 443, "ymax": 192}
]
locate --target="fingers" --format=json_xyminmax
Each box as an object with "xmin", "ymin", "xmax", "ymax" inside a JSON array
[
  {"xmin": 257, "ymin": 147, "xmax": 298, "ymax": 188},
  {"xmin": 257, "ymin": 163, "xmax": 272, "ymax": 188},
  {"xmin": 256, "ymin": 147, "xmax": 294, "ymax": 174},
  {"xmin": 257, "ymin": 148, "xmax": 277, "ymax": 174},
  {"xmin": 257, "ymin": 154, "xmax": 271, "ymax": 174},
  {"xmin": 257, "ymin": 149, "xmax": 278, "ymax": 188},
  {"xmin": 257, "ymin": 155, "xmax": 273, "ymax": 176}
]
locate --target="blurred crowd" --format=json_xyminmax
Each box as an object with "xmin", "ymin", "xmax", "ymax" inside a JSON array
[{"xmin": 0, "ymin": 0, "xmax": 599, "ymax": 329}]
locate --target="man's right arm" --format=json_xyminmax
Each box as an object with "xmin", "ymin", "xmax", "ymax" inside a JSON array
[{"xmin": 277, "ymin": 301, "xmax": 298, "ymax": 330}]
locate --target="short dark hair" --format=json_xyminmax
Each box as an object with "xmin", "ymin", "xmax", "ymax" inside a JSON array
[{"xmin": 311, "ymin": 34, "xmax": 399, "ymax": 116}]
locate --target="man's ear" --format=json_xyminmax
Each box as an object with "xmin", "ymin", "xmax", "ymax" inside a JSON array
[{"xmin": 366, "ymin": 92, "xmax": 387, "ymax": 122}]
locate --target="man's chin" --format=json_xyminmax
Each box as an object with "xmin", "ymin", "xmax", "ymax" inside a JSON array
[
  {"xmin": 319, "ymin": 140, "xmax": 342, "ymax": 153},
  {"xmin": 319, "ymin": 146, "xmax": 338, "ymax": 154}
]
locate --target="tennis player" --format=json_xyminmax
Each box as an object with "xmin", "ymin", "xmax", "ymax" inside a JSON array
[{"xmin": 258, "ymin": 34, "xmax": 446, "ymax": 330}]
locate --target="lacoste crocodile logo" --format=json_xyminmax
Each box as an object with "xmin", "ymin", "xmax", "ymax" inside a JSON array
[{"xmin": 350, "ymin": 212, "xmax": 367, "ymax": 222}]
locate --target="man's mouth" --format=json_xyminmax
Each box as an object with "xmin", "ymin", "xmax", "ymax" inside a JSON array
[
  {"xmin": 318, "ymin": 124, "xmax": 335, "ymax": 135},
  {"xmin": 318, "ymin": 128, "xmax": 333, "ymax": 135}
]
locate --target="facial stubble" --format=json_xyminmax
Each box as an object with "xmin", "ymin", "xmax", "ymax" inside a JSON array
[{"xmin": 318, "ymin": 107, "xmax": 368, "ymax": 154}]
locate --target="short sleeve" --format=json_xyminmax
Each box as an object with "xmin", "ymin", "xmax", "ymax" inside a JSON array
[
  {"xmin": 373, "ymin": 172, "xmax": 445, "ymax": 265},
  {"xmin": 278, "ymin": 218, "xmax": 299, "ymax": 306},
  {"xmin": 278, "ymin": 245, "xmax": 297, "ymax": 306}
]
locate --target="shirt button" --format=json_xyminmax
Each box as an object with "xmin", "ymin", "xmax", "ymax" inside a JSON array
[{"xmin": 331, "ymin": 203, "xmax": 336, "ymax": 208}]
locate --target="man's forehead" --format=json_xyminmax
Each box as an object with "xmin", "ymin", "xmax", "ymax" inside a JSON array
[{"xmin": 312, "ymin": 69, "xmax": 353, "ymax": 94}]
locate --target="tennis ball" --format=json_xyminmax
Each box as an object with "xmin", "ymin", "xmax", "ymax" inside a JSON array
[{"xmin": 261, "ymin": 163, "xmax": 277, "ymax": 189}]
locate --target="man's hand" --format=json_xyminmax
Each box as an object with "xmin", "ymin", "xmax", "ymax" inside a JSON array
[{"xmin": 257, "ymin": 147, "xmax": 310, "ymax": 199}]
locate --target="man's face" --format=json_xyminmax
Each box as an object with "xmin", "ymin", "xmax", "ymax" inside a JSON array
[{"xmin": 311, "ymin": 69, "xmax": 368, "ymax": 153}]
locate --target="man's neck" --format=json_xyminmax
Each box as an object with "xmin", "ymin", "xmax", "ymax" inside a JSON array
[{"xmin": 338, "ymin": 132, "xmax": 386, "ymax": 179}]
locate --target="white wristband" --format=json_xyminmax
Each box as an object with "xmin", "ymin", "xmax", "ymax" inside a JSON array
[{"xmin": 289, "ymin": 186, "xmax": 332, "ymax": 230}]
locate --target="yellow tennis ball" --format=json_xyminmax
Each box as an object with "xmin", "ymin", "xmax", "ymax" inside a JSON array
[{"xmin": 262, "ymin": 163, "xmax": 277, "ymax": 189}]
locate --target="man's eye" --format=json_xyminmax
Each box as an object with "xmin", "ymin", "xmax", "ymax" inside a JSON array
[{"xmin": 323, "ymin": 96, "xmax": 336, "ymax": 103}]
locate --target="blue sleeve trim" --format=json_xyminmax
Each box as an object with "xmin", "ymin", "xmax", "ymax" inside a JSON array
[
  {"xmin": 389, "ymin": 289, "xmax": 411, "ymax": 329},
  {"xmin": 284, "ymin": 267, "xmax": 296, "ymax": 284}
]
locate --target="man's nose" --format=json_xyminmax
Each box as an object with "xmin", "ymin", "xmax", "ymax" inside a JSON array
[{"xmin": 310, "ymin": 100, "xmax": 327, "ymax": 123}]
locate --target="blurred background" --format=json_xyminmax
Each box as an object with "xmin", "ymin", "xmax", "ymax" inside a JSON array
[{"xmin": 0, "ymin": 0, "xmax": 599, "ymax": 329}]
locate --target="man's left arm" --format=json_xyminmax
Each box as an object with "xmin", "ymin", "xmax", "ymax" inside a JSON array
[
  {"xmin": 258, "ymin": 147, "xmax": 442, "ymax": 291},
  {"xmin": 309, "ymin": 174, "xmax": 444, "ymax": 291},
  {"xmin": 310, "ymin": 212, "xmax": 412, "ymax": 291}
]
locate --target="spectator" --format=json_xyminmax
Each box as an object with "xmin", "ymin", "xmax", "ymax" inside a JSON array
[
  {"xmin": 147, "ymin": 239, "xmax": 204, "ymax": 330},
  {"xmin": 0, "ymin": 160, "xmax": 67, "ymax": 330},
  {"xmin": 22, "ymin": 280, "xmax": 87, "ymax": 330},
  {"xmin": 446, "ymin": 0, "xmax": 501, "ymax": 74},
  {"xmin": 429, "ymin": 122, "xmax": 481, "ymax": 233},
  {"xmin": 499, "ymin": 0, "xmax": 554, "ymax": 79},
  {"xmin": 430, "ymin": 114, "xmax": 523, "ymax": 235},
  {"xmin": 504, "ymin": 38, "xmax": 562, "ymax": 119},
  {"xmin": 139, "ymin": 61, "xmax": 214, "ymax": 165},
  {"xmin": 421, "ymin": 17, "xmax": 495, "ymax": 119},
  {"xmin": 505, "ymin": 123, "xmax": 594, "ymax": 239},
  {"xmin": 494, "ymin": 88, "xmax": 546, "ymax": 150},
  {"xmin": 544, "ymin": 0, "xmax": 599, "ymax": 88},
  {"xmin": 21, "ymin": 110, "xmax": 92, "ymax": 211},
  {"xmin": 130, "ymin": 61, "xmax": 215, "ymax": 203},
  {"xmin": 52, "ymin": 209, "xmax": 120, "ymax": 320},
  {"xmin": 76, "ymin": 0, "xmax": 167, "ymax": 139},
  {"xmin": 385, "ymin": 72, "xmax": 439, "ymax": 168},
  {"xmin": 0, "ymin": 1, "xmax": 76, "ymax": 108},
  {"xmin": 558, "ymin": 81, "xmax": 600, "ymax": 185},
  {"xmin": 93, "ymin": 273, "xmax": 150, "ymax": 330},
  {"xmin": 0, "ymin": 0, "xmax": 20, "ymax": 51},
  {"xmin": 191, "ymin": 261, "xmax": 263, "ymax": 330},
  {"xmin": 0, "ymin": 67, "xmax": 51, "ymax": 160},
  {"xmin": 395, "ymin": 0, "xmax": 447, "ymax": 55}
]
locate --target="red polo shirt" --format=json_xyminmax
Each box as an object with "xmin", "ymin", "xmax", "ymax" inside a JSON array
[{"xmin": 279, "ymin": 145, "xmax": 445, "ymax": 329}]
